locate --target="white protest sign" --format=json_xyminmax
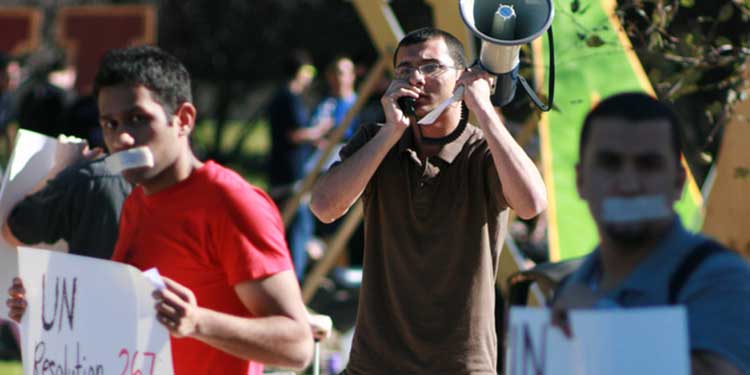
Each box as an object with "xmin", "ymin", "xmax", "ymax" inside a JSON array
[
  {"xmin": 18, "ymin": 247, "xmax": 173, "ymax": 375},
  {"xmin": 0, "ymin": 129, "xmax": 61, "ymax": 319},
  {"xmin": 505, "ymin": 307, "xmax": 689, "ymax": 375},
  {"xmin": 570, "ymin": 307, "xmax": 689, "ymax": 375},
  {"xmin": 505, "ymin": 307, "xmax": 584, "ymax": 375}
]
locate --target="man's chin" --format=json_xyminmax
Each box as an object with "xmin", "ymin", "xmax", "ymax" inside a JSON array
[
  {"xmin": 605, "ymin": 226, "xmax": 650, "ymax": 247},
  {"xmin": 414, "ymin": 107, "xmax": 431, "ymax": 120},
  {"xmin": 414, "ymin": 98, "xmax": 436, "ymax": 118},
  {"xmin": 603, "ymin": 219, "xmax": 668, "ymax": 247}
]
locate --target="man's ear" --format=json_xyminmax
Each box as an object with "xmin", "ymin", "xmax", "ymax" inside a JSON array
[{"xmin": 174, "ymin": 102, "xmax": 197, "ymax": 137}]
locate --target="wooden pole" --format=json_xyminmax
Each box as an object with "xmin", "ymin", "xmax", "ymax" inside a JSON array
[{"xmin": 702, "ymin": 98, "xmax": 750, "ymax": 258}]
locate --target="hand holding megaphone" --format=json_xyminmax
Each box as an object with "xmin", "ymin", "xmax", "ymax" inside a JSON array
[
  {"xmin": 459, "ymin": 0, "xmax": 555, "ymax": 111},
  {"xmin": 418, "ymin": 65, "xmax": 496, "ymax": 125}
]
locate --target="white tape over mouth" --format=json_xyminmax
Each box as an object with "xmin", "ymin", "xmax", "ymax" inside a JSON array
[
  {"xmin": 104, "ymin": 146, "xmax": 154, "ymax": 174},
  {"xmin": 601, "ymin": 195, "xmax": 671, "ymax": 223}
]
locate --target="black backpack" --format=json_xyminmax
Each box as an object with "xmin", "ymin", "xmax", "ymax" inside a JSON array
[
  {"xmin": 667, "ymin": 239, "xmax": 728, "ymax": 304},
  {"xmin": 506, "ymin": 239, "xmax": 728, "ymax": 307}
]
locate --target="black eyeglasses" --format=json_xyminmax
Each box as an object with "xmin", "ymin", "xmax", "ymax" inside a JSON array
[{"xmin": 394, "ymin": 62, "xmax": 461, "ymax": 80}]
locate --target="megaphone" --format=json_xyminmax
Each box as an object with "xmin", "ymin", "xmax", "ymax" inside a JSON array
[{"xmin": 459, "ymin": 0, "xmax": 555, "ymax": 111}]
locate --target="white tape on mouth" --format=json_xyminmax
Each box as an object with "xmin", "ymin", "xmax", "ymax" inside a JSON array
[
  {"xmin": 601, "ymin": 195, "xmax": 671, "ymax": 223},
  {"xmin": 104, "ymin": 146, "xmax": 154, "ymax": 174},
  {"xmin": 417, "ymin": 86, "xmax": 464, "ymax": 125}
]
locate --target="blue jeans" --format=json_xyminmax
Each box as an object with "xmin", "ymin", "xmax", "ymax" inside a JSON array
[{"xmin": 288, "ymin": 204, "xmax": 313, "ymax": 282}]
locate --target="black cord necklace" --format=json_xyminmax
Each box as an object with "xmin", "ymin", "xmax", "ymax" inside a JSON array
[{"xmin": 416, "ymin": 102, "xmax": 469, "ymax": 145}]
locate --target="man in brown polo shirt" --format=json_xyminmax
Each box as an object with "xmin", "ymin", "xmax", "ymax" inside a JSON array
[{"xmin": 310, "ymin": 27, "xmax": 547, "ymax": 374}]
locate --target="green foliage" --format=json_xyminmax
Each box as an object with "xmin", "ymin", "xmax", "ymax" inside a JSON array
[
  {"xmin": 616, "ymin": 0, "xmax": 749, "ymax": 101},
  {"xmin": 586, "ymin": 34, "xmax": 606, "ymax": 47},
  {"xmin": 680, "ymin": 0, "xmax": 695, "ymax": 7},
  {"xmin": 0, "ymin": 361, "xmax": 22, "ymax": 375},
  {"xmin": 612, "ymin": 0, "xmax": 750, "ymax": 180},
  {"xmin": 192, "ymin": 119, "xmax": 271, "ymax": 189},
  {"xmin": 718, "ymin": 3, "xmax": 735, "ymax": 22}
]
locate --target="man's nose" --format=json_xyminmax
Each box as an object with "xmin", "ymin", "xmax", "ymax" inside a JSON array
[
  {"xmin": 406, "ymin": 70, "xmax": 426, "ymax": 86},
  {"xmin": 615, "ymin": 163, "xmax": 643, "ymax": 194},
  {"xmin": 113, "ymin": 129, "xmax": 136, "ymax": 150}
]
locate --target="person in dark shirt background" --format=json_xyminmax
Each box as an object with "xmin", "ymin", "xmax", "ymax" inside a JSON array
[
  {"xmin": 17, "ymin": 49, "xmax": 76, "ymax": 138},
  {"xmin": 267, "ymin": 50, "xmax": 328, "ymax": 281}
]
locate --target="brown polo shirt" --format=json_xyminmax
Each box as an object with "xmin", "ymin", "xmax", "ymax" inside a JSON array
[{"xmin": 334, "ymin": 122, "xmax": 509, "ymax": 375}]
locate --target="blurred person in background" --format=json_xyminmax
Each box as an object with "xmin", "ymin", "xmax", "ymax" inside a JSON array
[
  {"xmin": 267, "ymin": 49, "xmax": 327, "ymax": 282},
  {"xmin": 308, "ymin": 56, "xmax": 358, "ymax": 144},
  {"xmin": 17, "ymin": 48, "xmax": 77, "ymax": 138},
  {"xmin": 307, "ymin": 56, "xmax": 362, "ymax": 263}
]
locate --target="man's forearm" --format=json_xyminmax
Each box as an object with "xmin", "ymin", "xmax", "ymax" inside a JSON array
[
  {"xmin": 310, "ymin": 125, "xmax": 402, "ymax": 223},
  {"xmin": 192, "ymin": 309, "xmax": 312, "ymax": 370},
  {"xmin": 474, "ymin": 106, "xmax": 547, "ymax": 219},
  {"xmin": 288, "ymin": 118, "xmax": 332, "ymax": 144}
]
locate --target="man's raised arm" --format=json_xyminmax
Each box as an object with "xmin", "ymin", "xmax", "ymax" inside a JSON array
[
  {"xmin": 311, "ymin": 78, "xmax": 414, "ymax": 223},
  {"xmin": 459, "ymin": 68, "xmax": 547, "ymax": 219},
  {"xmin": 154, "ymin": 271, "xmax": 313, "ymax": 370},
  {"xmin": 310, "ymin": 124, "xmax": 401, "ymax": 223}
]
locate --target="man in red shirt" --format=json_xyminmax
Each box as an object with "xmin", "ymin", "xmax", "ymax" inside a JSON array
[{"xmin": 8, "ymin": 46, "xmax": 313, "ymax": 374}]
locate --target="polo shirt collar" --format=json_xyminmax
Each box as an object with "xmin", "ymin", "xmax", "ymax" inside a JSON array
[
  {"xmin": 397, "ymin": 119, "xmax": 472, "ymax": 165},
  {"xmin": 572, "ymin": 217, "xmax": 701, "ymax": 303}
]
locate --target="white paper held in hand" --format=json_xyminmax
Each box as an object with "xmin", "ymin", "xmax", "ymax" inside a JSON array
[
  {"xmin": 417, "ymin": 86, "xmax": 464, "ymax": 125},
  {"xmin": 143, "ymin": 267, "xmax": 166, "ymax": 291},
  {"xmin": 104, "ymin": 146, "xmax": 154, "ymax": 174},
  {"xmin": 55, "ymin": 134, "xmax": 88, "ymax": 165}
]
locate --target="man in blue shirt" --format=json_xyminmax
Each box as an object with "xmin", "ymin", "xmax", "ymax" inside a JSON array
[
  {"xmin": 267, "ymin": 50, "xmax": 322, "ymax": 281},
  {"xmin": 308, "ymin": 56, "xmax": 358, "ymax": 141},
  {"xmin": 555, "ymin": 92, "xmax": 750, "ymax": 375}
]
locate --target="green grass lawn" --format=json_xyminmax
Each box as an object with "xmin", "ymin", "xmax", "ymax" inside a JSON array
[{"xmin": 0, "ymin": 361, "xmax": 22, "ymax": 375}]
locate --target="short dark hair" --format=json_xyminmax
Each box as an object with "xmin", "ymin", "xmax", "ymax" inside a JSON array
[
  {"xmin": 393, "ymin": 27, "xmax": 467, "ymax": 69},
  {"xmin": 579, "ymin": 92, "xmax": 682, "ymax": 161},
  {"xmin": 94, "ymin": 45, "xmax": 192, "ymax": 116},
  {"xmin": 283, "ymin": 49, "xmax": 313, "ymax": 78},
  {"xmin": 325, "ymin": 55, "xmax": 352, "ymax": 76}
]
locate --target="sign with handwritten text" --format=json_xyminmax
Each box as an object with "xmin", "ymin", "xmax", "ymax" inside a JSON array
[
  {"xmin": 18, "ymin": 247, "xmax": 173, "ymax": 375},
  {"xmin": 505, "ymin": 307, "xmax": 689, "ymax": 375}
]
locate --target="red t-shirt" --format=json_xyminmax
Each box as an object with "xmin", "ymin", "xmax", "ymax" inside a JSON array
[{"xmin": 111, "ymin": 161, "xmax": 293, "ymax": 375}]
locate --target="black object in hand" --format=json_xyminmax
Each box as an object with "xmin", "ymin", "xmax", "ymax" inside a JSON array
[{"xmin": 397, "ymin": 97, "xmax": 416, "ymax": 116}]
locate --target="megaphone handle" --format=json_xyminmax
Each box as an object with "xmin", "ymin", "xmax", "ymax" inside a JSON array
[{"xmin": 519, "ymin": 27, "xmax": 555, "ymax": 112}]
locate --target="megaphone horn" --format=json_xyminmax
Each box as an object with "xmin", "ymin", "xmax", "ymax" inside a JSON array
[{"xmin": 459, "ymin": 0, "xmax": 555, "ymax": 111}]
